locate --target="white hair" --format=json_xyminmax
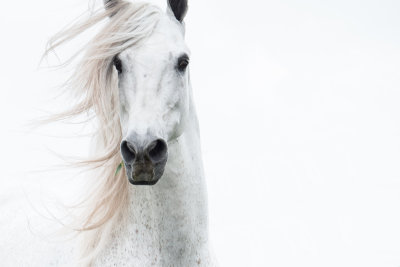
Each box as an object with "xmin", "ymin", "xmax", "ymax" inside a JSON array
[{"xmin": 44, "ymin": 1, "xmax": 162, "ymax": 264}]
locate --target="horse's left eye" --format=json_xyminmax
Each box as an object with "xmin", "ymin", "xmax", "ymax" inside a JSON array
[{"xmin": 177, "ymin": 55, "xmax": 189, "ymax": 72}]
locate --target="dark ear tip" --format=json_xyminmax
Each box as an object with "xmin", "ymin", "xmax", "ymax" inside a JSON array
[
  {"xmin": 104, "ymin": 0, "xmax": 122, "ymax": 17},
  {"xmin": 168, "ymin": 0, "xmax": 188, "ymax": 22},
  {"xmin": 104, "ymin": 0, "xmax": 116, "ymax": 9}
]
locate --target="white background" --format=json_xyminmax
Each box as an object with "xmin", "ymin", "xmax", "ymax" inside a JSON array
[{"xmin": 1, "ymin": 0, "xmax": 400, "ymax": 266}]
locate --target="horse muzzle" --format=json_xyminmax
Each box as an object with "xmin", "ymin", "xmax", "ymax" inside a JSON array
[{"xmin": 120, "ymin": 135, "xmax": 168, "ymax": 185}]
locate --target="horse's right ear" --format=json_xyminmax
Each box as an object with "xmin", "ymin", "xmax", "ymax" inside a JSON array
[{"xmin": 103, "ymin": 0, "xmax": 120, "ymax": 16}]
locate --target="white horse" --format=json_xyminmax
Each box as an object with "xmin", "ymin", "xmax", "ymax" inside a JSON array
[{"xmin": 0, "ymin": 0, "xmax": 216, "ymax": 266}]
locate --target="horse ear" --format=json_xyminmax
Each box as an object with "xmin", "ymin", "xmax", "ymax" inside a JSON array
[
  {"xmin": 103, "ymin": 0, "xmax": 120, "ymax": 16},
  {"xmin": 167, "ymin": 0, "xmax": 188, "ymax": 22}
]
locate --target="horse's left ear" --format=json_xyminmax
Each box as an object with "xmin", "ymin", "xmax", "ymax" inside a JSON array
[{"xmin": 167, "ymin": 0, "xmax": 188, "ymax": 22}]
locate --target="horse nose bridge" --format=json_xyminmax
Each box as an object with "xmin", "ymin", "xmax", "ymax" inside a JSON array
[
  {"xmin": 130, "ymin": 78, "xmax": 162, "ymax": 110},
  {"xmin": 127, "ymin": 105, "xmax": 163, "ymax": 136}
]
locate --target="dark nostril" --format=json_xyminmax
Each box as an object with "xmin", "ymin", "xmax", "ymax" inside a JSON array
[
  {"xmin": 147, "ymin": 139, "xmax": 168, "ymax": 163},
  {"xmin": 121, "ymin": 140, "xmax": 136, "ymax": 163}
]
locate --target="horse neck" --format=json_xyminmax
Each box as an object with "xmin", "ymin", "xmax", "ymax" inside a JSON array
[{"xmin": 94, "ymin": 97, "xmax": 212, "ymax": 265}]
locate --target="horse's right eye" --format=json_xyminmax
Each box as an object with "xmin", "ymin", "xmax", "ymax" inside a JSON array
[{"xmin": 113, "ymin": 57, "xmax": 122, "ymax": 74}]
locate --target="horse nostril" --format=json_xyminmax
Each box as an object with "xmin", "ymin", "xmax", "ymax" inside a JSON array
[
  {"xmin": 121, "ymin": 140, "xmax": 136, "ymax": 163},
  {"xmin": 147, "ymin": 139, "xmax": 168, "ymax": 163}
]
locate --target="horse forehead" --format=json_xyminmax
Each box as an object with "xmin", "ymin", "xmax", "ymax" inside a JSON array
[
  {"xmin": 154, "ymin": 16, "xmax": 185, "ymax": 43},
  {"xmin": 133, "ymin": 17, "xmax": 186, "ymax": 58}
]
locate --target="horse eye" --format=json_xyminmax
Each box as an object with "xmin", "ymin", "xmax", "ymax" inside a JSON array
[
  {"xmin": 113, "ymin": 57, "xmax": 122, "ymax": 74},
  {"xmin": 177, "ymin": 55, "xmax": 189, "ymax": 72}
]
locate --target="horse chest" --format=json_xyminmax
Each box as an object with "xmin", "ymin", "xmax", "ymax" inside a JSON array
[
  {"xmin": 92, "ymin": 213, "xmax": 211, "ymax": 266},
  {"xmin": 92, "ymin": 182, "xmax": 212, "ymax": 266}
]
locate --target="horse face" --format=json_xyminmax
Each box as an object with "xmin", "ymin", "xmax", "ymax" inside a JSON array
[{"xmin": 116, "ymin": 7, "xmax": 189, "ymax": 185}]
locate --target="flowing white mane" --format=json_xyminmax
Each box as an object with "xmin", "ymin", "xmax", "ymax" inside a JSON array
[{"xmin": 45, "ymin": 1, "xmax": 163, "ymax": 263}]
